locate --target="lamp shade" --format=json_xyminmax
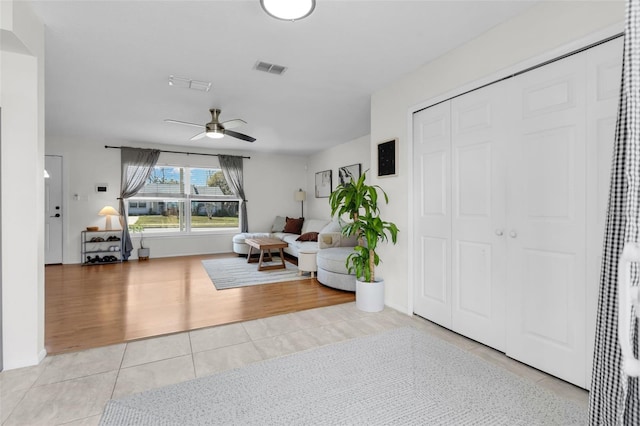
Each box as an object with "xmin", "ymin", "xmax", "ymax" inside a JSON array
[
  {"xmin": 294, "ymin": 189, "xmax": 307, "ymax": 202},
  {"xmin": 98, "ymin": 206, "xmax": 120, "ymax": 216},
  {"xmin": 98, "ymin": 205, "xmax": 120, "ymax": 230},
  {"xmin": 260, "ymin": 0, "xmax": 315, "ymax": 21}
]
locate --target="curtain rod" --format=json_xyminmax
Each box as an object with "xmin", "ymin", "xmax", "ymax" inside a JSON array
[{"xmin": 104, "ymin": 145, "xmax": 250, "ymax": 159}]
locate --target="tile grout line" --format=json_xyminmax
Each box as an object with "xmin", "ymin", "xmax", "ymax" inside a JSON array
[
  {"xmin": 187, "ymin": 331, "xmax": 197, "ymax": 378},
  {"xmin": 108, "ymin": 342, "xmax": 128, "ymax": 400}
]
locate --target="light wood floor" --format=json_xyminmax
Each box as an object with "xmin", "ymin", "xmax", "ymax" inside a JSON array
[{"xmin": 45, "ymin": 253, "xmax": 354, "ymax": 355}]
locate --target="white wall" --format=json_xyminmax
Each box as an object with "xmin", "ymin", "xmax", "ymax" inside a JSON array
[
  {"xmin": 305, "ymin": 135, "xmax": 370, "ymax": 220},
  {"xmin": 370, "ymin": 1, "xmax": 625, "ymax": 313},
  {"xmin": 45, "ymin": 137, "xmax": 309, "ymax": 262},
  {"xmin": 0, "ymin": 0, "xmax": 46, "ymax": 369}
]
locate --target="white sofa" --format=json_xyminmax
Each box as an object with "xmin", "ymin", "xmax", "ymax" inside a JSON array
[
  {"xmin": 232, "ymin": 216, "xmax": 357, "ymax": 291},
  {"xmin": 316, "ymin": 232, "xmax": 358, "ymax": 292},
  {"xmin": 232, "ymin": 217, "xmax": 337, "ymax": 257}
]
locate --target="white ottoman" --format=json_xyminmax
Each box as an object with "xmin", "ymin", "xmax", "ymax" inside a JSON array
[
  {"xmin": 232, "ymin": 232, "xmax": 271, "ymax": 254},
  {"xmin": 298, "ymin": 250, "xmax": 318, "ymax": 278}
]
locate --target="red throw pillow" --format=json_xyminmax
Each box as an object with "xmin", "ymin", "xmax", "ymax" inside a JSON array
[
  {"xmin": 296, "ymin": 232, "xmax": 319, "ymax": 242},
  {"xmin": 284, "ymin": 217, "xmax": 304, "ymax": 234}
]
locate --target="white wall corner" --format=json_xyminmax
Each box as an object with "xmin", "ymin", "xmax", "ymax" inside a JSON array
[{"xmin": 1, "ymin": 0, "xmax": 46, "ymax": 370}]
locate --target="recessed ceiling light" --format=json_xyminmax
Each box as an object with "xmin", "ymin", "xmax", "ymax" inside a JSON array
[
  {"xmin": 260, "ymin": 0, "xmax": 315, "ymax": 21},
  {"xmin": 168, "ymin": 75, "xmax": 212, "ymax": 92}
]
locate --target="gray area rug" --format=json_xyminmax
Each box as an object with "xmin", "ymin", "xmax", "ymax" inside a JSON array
[
  {"xmin": 201, "ymin": 256, "xmax": 306, "ymax": 290},
  {"xmin": 100, "ymin": 327, "xmax": 586, "ymax": 425}
]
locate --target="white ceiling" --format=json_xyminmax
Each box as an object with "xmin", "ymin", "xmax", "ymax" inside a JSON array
[{"xmin": 30, "ymin": 0, "xmax": 536, "ymax": 156}]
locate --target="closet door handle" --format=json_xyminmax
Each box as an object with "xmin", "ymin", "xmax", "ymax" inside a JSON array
[
  {"xmin": 509, "ymin": 230, "xmax": 518, "ymax": 238},
  {"xmin": 495, "ymin": 229, "xmax": 504, "ymax": 236}
]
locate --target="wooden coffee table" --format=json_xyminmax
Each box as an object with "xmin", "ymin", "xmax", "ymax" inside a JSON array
[{"xmin": 245, "ymin": 238, "xmax": 289, "ymax": 271}]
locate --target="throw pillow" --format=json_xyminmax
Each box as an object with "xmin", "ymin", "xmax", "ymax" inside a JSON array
[
  {"xmin": 271, "ymin": 215, "xmax": 286, "ymax": 233},
  {"xmin": 296, "ymin": 232, "xmax": 319, "ymax": 242},
  {"xmin": 320, "ymin": 219, "xmax": 343, "ymax": 234},
  {"xmin": 301, "ymin": 219, "xmax": 329, "ymax": 234},
  {"xmin": 284, "ymin": 217, "xmax": 304, "ymax": 234},
  {"xmin": 318, "ymin": 232, "xmax": 341, "ymax": 249}
]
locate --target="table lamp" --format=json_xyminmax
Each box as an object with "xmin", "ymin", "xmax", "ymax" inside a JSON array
[{"xmin": 98, "ymin": 205, "xmax": 120, "ymax": 230}]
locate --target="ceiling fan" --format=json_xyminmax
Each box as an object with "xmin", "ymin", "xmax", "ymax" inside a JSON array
[{"xmin": 164, "ymin": 108, "xmax": 256, "ymax": 142}]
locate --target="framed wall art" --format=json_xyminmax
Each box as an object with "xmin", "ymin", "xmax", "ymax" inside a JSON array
[
  {"xmin": 338, "ymin": 163, "xmax": 361, "ymax": 185},
  {"xmin": 377, "ymin": 139, "xmax": 397, "ymax": 177},
  {"xmin": 315, "ymin": 169, "xmax": 332, "ymax": 198}
]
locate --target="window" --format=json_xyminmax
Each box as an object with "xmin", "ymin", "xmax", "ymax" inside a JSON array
[{"xmin": 128, "ymin": 166, "xmax": 240, "ymax": 233}]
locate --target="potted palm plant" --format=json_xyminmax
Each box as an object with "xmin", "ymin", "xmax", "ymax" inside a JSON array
[{"xmin": 329, "ymin": 171, "xmax": 398, "ymax": 311}]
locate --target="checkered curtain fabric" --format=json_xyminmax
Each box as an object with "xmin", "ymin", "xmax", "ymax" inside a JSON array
[{"xmin": 590, "ymin": 1, "xmax": 640, "ymax": 424}]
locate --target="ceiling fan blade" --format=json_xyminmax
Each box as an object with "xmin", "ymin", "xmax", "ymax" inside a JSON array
[
  {"xmin": 190, "ymin": 132, "xmax": 206, "ymax": 141},
  {"xmin": 221, "ymin": 119, "xmax": 246, "ymax": 129},
  {"xmin": 164, "ymin": 119, "xmax": 204, "ymax": 129},
  {"xmin": 225, "ymin": 130, "xmax": 256, "ymax": 143}
]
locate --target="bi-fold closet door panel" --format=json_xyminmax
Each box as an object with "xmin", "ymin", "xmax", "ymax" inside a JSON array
[
  {"xmin": 413, "ymin": 102, "xmax": 452, "ymax": 328},
  {"xmin": 450, "ymin": 84, "xmax": 508, "ymax": 352},
  {"xmin": 584, "ymin": 38, "xmax": 621, "ymax": 387},
  {"xmin": 506, "ymin": 38, "xmax": 621, "ymax": 388},
  {"xmin": 506, "ymin": 50, "xmax": 588, "ymax": 388}
]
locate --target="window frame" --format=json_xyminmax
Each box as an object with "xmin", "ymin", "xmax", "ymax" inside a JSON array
[{"xmin": 127, "ymin": 165, "xmax": 241, "ymax": 235}]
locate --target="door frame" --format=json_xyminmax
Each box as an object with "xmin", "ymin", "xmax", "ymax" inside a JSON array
[{"xmin": 407, "ymin": 25, "xmax": 623, "ymax": 316}]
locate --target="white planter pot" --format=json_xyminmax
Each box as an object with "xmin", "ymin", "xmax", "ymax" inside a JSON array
[
  {"xmin": 138, "ymin": 247, "xmax": 150, "ymax": 259},
  {"xmin": 355, "ymin": 278, "xmax": 385, "ymax": 312}
]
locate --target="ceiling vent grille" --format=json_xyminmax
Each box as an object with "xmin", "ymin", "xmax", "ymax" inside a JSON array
[{"xmin": 254, "ymin": 61, "xmax": 287, "ymax": 75}]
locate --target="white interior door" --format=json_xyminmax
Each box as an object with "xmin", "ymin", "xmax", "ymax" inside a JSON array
[
  {"xmin": 506, "ymin": 53, "xmax": 588, "ymax": 387},
  {"xmin": 413, "ymin": 102, "xmax": 452, "ymax": 328},
  {"xmin": 451, "ymin": 83, "xmax": 508, "ymax": 351},
  {"xmin": 45, "ymin": 155, "xmax": 63, "ymax": 264}
]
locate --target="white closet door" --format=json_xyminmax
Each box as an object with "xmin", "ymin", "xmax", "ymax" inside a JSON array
[
  {"xmin": 585, "ymin": 38, "xmax": 622, "ymax": 387},
  {"xmin": 450, "ymin": 84, "xmax": 508, "ymax": 351},
  {"xmin": 413, "ymin": 102, "xmax": 452, "ymax": 327},
  {"xmin": 506, "ymin": 52, "xmax": 588, "ymax": 387}
]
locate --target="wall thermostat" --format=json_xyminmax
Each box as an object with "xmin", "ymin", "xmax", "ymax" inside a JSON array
[{"xmin": 96, "ymin": 183, "xmax": 108, "ymax": 192}]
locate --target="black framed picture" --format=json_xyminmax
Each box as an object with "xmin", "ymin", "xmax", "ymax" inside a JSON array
[
  {"xmin": 315, "ymin": 170, "xmax": 332, "ymax": 198},
  {"xmin": 377, "ymin": 139, "xmax": 397, "ymax": 177},
  {"xmin": 338, "ymin": 163, "xmax": 361, "ymax": 185}
]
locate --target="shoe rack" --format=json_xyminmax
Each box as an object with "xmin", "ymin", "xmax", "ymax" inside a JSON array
[{"xmin": 81, "ymin": 230, "xmax": 124, "ymax": 265}]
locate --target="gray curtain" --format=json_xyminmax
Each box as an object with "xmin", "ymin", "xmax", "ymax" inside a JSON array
[
  {"xmin": 219, "ymin": 155, "xmax": 248, "ymax": 232},
  {"xmin": 119, "ymin": 147, "xmax": 160, "ymax": 260},
  {"xmin": 589, "ymin": 0, "xmax": 640, "ymax": 424}
]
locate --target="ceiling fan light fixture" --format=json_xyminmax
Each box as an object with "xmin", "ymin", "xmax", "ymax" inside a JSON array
[
  {"xmin": 206, "ymin": 121, "xmax": 225, "ymax": 139},
  {"xmin": 206, "ymin": 131, "xmax": 225, "ymax": 139},
  {"xmin": 260, "ymin": 0, "xmax": 315, "ymax": 21}
]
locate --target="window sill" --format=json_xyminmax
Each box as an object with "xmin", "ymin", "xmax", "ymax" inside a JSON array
[{"xmin": 133, "ymin": 229, "xmax": 239, "ymax": 239}]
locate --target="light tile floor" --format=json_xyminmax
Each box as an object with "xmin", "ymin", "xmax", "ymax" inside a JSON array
[{"xmin": 0, "ymin": 302, "xmax": 588, "ymax": 425}]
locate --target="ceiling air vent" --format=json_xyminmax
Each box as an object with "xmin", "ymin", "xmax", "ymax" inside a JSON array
[{"xmin": 254, "ymin": 61, "xmax": 287, "ymax": 75}]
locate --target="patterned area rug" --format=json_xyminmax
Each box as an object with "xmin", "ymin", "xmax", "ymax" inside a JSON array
[
  {"xmin": 100, "ymin": 327, "xmax": 586, "ymax": 425},
  {"xmin": 201, "ymin": 256, "xmax": 306, "ymax": 290}
]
